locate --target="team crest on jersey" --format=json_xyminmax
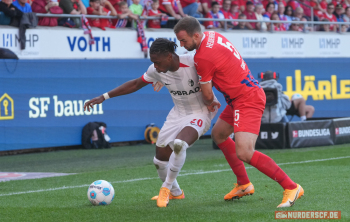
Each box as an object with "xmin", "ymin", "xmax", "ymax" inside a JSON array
[{"xmin": 188, "ymin": 79, "xmax": 194, "ymax": 87}]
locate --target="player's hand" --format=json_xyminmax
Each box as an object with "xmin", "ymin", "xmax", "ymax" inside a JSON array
[
  {"xmin": 84, "ymin": 95, "xmax": 105, "ymax": 112},
  {"xmin": 152, "ymin": 81, "xmax": 164, "ymax": 92},
  {"xmin": 207, "ymin": 100, "xmax": 221, "ymax": 112}
]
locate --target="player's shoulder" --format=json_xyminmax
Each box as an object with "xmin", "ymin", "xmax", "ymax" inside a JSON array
[
  {"xmin": 146, "ymin": 64, "xmax": 157, "ymax": 76},
  {"xmin": 179, "ymin": 53, "xmax": 195, "ymax": 67}
]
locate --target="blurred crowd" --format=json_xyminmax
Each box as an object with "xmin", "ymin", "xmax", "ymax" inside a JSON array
[{"xmin": 1, "ymin": 0, "xmax": 350, "ymax": 31}]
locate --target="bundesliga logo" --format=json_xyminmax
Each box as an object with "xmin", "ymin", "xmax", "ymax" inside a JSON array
[
  {"xmin": 293, "ymin": 129, "xmax": 330, "ymax": 138},
  {"xmin": 335, "ymin": 127, "xmax": 350, "ymax": 135}
]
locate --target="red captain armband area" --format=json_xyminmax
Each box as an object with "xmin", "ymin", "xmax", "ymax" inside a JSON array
[{"xmin": 142, "ymin": 75, "xmax": 153, "ymax": 84}]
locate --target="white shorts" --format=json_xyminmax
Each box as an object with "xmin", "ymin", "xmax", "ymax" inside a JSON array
[{"xmin": 156, "ymin": 112, "xmax": 213, "ymax": 150}]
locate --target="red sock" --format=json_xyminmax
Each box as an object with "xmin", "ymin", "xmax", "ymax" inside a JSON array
[
  {"xmin": 217, "ymin": 138, "xmax": 250, "ymax": 185},
  {"xmin": 249, "ymin": 151, "xmax": 297, "ymax": 190}
]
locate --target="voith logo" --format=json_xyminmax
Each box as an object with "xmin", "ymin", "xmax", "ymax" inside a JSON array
[{"xmin": 0, "ymin": 93, "xmax": 14, "ymax": 120}]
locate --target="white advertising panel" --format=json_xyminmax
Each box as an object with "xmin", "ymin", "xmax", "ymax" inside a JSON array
[{"xmin": 1, "ymin": 26, "xmax": 350, "ymax": 59}]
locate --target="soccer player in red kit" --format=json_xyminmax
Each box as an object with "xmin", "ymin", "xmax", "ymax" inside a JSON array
[{"xmin": 174, "ymin": 16, "xmax": 304, "ymax": 208}]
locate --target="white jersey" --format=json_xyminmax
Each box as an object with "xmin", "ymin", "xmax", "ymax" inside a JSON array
[{"xmin": 142, "ymin": 54, "xmax": 215, "ymax": 120}]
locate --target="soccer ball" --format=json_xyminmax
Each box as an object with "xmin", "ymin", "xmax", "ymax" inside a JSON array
[{"xmin": 87, "ymin": 180, "xmax": 115, "ymax": 206}]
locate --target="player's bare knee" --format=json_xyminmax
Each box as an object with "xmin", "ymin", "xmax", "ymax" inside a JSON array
[{"xmin": 211, "ymin": 130, "xmax": 225, "ymax": 144}]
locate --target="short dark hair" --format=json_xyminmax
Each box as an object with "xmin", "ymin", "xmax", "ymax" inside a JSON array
[
  {"xmin": 150, "ymin": 38, "xmax": 177, "ymax": 56},
  {"xmin": 211, "ymin": 1, "xmax": 219, "ymax": 7},
  {"xmin": 174, "ymin": 16, "xmax": 202, "ymax": 36},
  {"xmin": 246, "ymin": 1, "xmax": 253, "ymax": 6}
]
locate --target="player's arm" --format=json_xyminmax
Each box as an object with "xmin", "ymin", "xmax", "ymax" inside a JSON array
[
  {"xmin": 200, "ymin": 82, "xmax": 221, "ymax": 112},
  {"xmin": 84, "ymin": 77, "xmax": 148, "ymax": 111},
  {"xmin": 195, "ymin": 57, "xmax": 220, "ymax": 112}
]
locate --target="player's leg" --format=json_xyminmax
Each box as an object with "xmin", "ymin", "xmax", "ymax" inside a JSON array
[
  {"xmin": 305, "ymin": 105, "xmax": 315, "ymax": 118},
  {"xmin": 152, "ymin": 146, "xmax": 183, "ymax": 197},
  {"xmin": 211, "ymin": 106, "xmax": 252, "ymax": 200},
  {"xmin": 234, "ymin": 89, "xmax": 303, "ymax": 207},
  {"xmin": 157, "ymin": 126, "xmax": 198, "ymax": 207},
  {"xmin": 292, "ymin": 98, "xmax": 307, "ymax": 121}
]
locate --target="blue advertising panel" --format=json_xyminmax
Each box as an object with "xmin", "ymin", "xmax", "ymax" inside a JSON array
[{"xmin": 1, "ymin": 58, "xmax": 349, "ymax": 151}]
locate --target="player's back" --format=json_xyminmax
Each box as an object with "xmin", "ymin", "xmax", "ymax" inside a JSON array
[{"xmin": 195, "ymin": 31, "xmax": 260, "ymax": 105}]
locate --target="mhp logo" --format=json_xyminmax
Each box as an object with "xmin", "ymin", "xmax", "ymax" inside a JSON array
[
  {"xmin": 2, "ymin": 33, "xmax": 39, "ymax": 48},
  {"xmin": 319, "ymin": 38, "xmax": 340, "ymax": 49},
  {"xmin": 242, "ymin": 37, "xmax": 267, "ymax": 48},
  {"xmin": 281, "ymin": 38, "xmax": 304, "ymax": 48},
  {"xmin": 67, "ymin": 36, "xmax": 111, "ymax": 52}
]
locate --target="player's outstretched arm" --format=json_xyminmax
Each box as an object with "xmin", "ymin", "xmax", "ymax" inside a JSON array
[{"xmin": 84, "ymin": 77, "xmax": 148, "ymax": 111}]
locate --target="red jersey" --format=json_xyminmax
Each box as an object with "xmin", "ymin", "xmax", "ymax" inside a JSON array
[
  {"xmin": 323, "ymin": 12, "xmax": 337, "ymax": 30},
  {"xmin": 180, "ymin": 0, "xmax": 196, "ymax": 8},
  {"xmin": 147, "ymin": 9, "xmax": 161, "ymax": 28},
  {"xmin": 87, "ymin": 7, "xmax": 112, "ymax": 29},
  {"xmin": 194, "ymin": 31, "xmax": 260, "ymax": 106},
  {"xmin": 158, "ymin": 0, "xmax": 180, "ymax": 13},
  {"xmin": 244, "ymin": 10, "xmax": 257, "ymax": 29}
]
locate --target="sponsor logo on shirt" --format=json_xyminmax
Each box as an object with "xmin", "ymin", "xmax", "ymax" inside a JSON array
[
  {"xmin": 170, "ymin": 87, "xmax": 200, "ymax": 96},
  {"xmin": 188, "ymin": 79, "xmax": 194, "ymax": 87},
  {"xmin": 293, "ymin": 128, "xmax": 330, "ymax": 138},
  {"xmin": 206, "ymin": 31, "xmax": 215, "ymax": 48}
]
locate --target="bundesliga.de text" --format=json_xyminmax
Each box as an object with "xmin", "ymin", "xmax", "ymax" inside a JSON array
[{"xmin": 275, "ymin": 211, "xmax": 341, "ymax": 219}]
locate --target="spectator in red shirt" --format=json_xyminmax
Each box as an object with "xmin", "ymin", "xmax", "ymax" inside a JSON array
[
  {"xmin": 180, "ymin": 0, "xmax": 200, "ymax": 17},
  {"xmin": 271, "ymin": 12, "xmax": 286, "ymax": 30},
  {"xmin": 244, "ymin": 1, "xmax": 258, "ymax": 29},
  {"xmin": 87, "ymin": 0, "xmax": 116, "ymax": 30},
  {"xmin": 147, "ymin": 0, "xmax": 165, "ymax": 28},
  {"xmin": 323, "ymin": 3, "xmax": 337, "ymax": 30},
  {"xmin": 220, "ymin": 0, "xmax": 231, "ymax": 17},
  {"xmin": 227, "ymin": 3, "xmax": 239, "ymax": 27},
  {"xmin": 310, "ymin": 0, "xmax": 325, "ymax": 19},
  {"xmin": 298, "ymin": 0, "xmax": 311, "ymax": 18},
  {"xmin": 204, "ymin": 1, "xmax": 225, "ymax": 29}
]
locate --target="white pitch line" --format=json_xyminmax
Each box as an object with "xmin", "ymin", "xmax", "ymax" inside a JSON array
[{"xmin": 0, "ymin": 155, "xmax": 349, "ymax": 197}]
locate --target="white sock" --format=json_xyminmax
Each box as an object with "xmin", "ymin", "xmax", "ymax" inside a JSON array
[
  {"xmin": 300, "ymin": 115, "xmax": 306, "ymax": 121},
  {"xmin": 162, "ymin": 139, "xmax": 189, "ymax": 191},
  {"xmin": 153, "ymin": 157, "xmax": 182, "ymax": 196}
]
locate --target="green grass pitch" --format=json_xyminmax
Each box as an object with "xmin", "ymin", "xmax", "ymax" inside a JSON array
[{"xmin": 0, "ymin": 139, "xmax": 349, "ymax": 222}]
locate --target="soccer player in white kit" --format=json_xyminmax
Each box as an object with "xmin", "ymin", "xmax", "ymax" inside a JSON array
[{"xmin": 84, "ymin": 38, "xmax": 219, "ymax": 208}]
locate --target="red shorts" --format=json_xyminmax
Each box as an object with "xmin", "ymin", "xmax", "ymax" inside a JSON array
[{"xmin": 219, "ymin": 88, "xmax": 266, "ymax": 135}]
